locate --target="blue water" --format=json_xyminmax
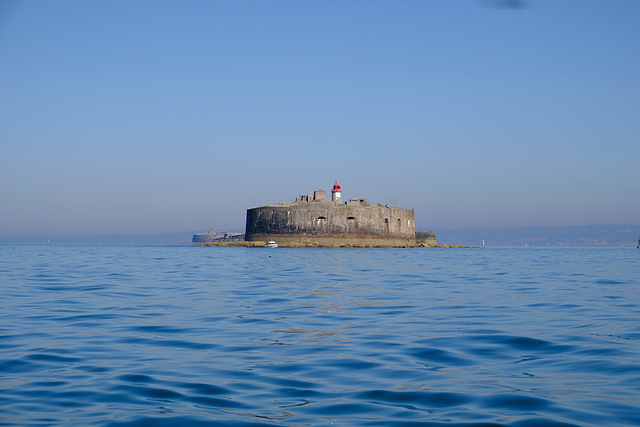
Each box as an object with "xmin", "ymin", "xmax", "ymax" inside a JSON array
[{"xmin": 1, "ymin": 244, "xmax": 639, "ymax": 426}]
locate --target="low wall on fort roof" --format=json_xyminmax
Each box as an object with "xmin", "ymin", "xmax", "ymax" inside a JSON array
[{"xmin": 245, "ymin": 201, "xmax": 416, "ymax": 247}]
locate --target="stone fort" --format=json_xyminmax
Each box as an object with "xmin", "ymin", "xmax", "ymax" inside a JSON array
[{"xmin": 245, "ymin": 182, "xmax": 434, "ymax": 247}]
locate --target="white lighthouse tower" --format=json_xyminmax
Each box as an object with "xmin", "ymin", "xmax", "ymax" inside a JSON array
[{"xmin": 331, "ymin": 181, "xmax": 342, "ymax": 203}]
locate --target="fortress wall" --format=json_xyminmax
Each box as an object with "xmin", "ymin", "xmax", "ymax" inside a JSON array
[
  {"xmin": 192, "ymin": 230, "xmax": 217, "ymax": 243},
  {"xmin": 415, "ymin": 231, "xmax": 437, "ymax": 246},
  {"xmin": 245, "ymin": 203, "xmax": 416, "ymax": 246},
  {"xmin": 192, "ymin": 234, "xmax": 215, "ymax": 243}
]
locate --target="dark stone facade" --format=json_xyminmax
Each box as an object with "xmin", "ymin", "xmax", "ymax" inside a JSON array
[
  {"xmin": 245, "ymin": 190, "xmax": 416, "ymax": 247},
  {"xmin": 415, "ymin": 231, "xmax": 437, "ymax": 246}
]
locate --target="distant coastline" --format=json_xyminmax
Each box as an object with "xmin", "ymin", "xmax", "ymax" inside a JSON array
[
  {"xmin": 2, "ymin": 224, "xmax": 638, "ymax": 246},
  {"xmin": 430, "ymin": 224, "xmax": 640, "ymax": 247}
]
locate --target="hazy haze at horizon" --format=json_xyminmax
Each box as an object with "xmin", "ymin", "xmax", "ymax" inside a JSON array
[{"xmin": 1, "ymin": 0, "xmax": 638, "ymax": 238}]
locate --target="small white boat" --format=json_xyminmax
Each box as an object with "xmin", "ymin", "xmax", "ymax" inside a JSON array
[{"xmin": 266, "ymin": 241, "xmax": 278, "ymax": 248}]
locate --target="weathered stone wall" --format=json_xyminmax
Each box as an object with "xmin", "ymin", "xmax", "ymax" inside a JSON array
[
  {"xmin": 192, "ymin": 229, "xmax": 217, "ymax": 243},
  {"xmin": 193, "ymin": 230, "xmax": 245, "ymax": 243},
  {"xmin": 245, "ymin": 201, "xmax": 416, "ymax": 246},
  {"xmin": 415, "ymin": 231, "xmax": 437, "ymax": 246}
]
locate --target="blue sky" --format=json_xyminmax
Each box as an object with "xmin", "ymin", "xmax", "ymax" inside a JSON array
[{"xmin": 1, "ymin": 0, "xmax": 638, "ymax": 238}]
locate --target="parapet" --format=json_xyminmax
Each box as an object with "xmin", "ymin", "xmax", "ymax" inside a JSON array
[{"xmin": 346, "ymin": 198, "xmax": 367, "ymax": 206}]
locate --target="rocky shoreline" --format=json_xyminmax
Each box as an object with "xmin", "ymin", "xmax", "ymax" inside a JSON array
[{"xmin": 198, "ymin": 241, "xmax": 475, "ymax": 248}]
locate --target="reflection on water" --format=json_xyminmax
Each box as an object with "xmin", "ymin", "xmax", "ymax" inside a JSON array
[{"xmin": 0, "ymin": 244, "xmax": 639, "ymax": 426}]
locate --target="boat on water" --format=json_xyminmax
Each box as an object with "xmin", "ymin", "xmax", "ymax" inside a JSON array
[{"xmin": 266, "ymin": 241, "xmax": 278, "ymax": 248}]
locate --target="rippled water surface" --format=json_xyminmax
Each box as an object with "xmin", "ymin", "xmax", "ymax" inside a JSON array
[{"xmin": 1, "ymin": 244, "xmax": 639, "ymax": 426}]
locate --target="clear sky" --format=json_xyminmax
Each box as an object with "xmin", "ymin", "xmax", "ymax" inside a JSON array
[{"xmin": 1, "ymin": 0, "xmax": 638, "ymax": 238}]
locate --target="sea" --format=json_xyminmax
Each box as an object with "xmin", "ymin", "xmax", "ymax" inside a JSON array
[{"xmin": 1, "ymin": 244, "xmax": 639, "ymax": 427}]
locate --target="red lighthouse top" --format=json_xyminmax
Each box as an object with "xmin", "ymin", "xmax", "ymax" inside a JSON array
[{"xmin": 331, "ymin": 181, "xmax": 341, "ymax": 193}]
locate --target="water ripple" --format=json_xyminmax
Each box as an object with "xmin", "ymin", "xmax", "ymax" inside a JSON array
[{"xmin": 0, "ymin": 244, "xmax": 639, "ymax": 426}]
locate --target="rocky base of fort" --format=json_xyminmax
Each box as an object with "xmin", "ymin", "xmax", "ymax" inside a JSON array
[{"xmin": 199, "ymin": 241, "xmax": 475, "ymax": 248}]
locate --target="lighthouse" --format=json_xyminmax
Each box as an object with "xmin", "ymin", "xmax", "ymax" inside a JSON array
[{"xmin": 331, "ymin": 181, "xmax": 342, "ymax": 203}]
